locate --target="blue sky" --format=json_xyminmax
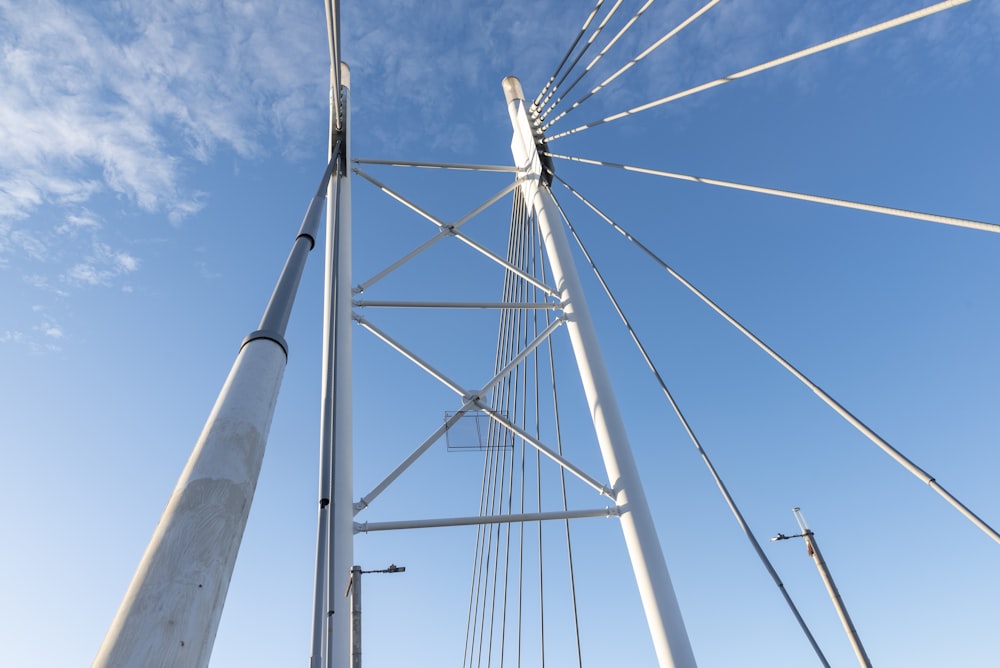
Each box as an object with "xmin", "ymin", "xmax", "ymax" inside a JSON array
[{"xmin": 2, "ymin": 1, "xmax": 999, "ymax": 666}]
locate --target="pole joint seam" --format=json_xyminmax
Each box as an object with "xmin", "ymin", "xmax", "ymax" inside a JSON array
[{"xmin": 240, "ymin": 329, "xmax": 288, "ymax": 358}]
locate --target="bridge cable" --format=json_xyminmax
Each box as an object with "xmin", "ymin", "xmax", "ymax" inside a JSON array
[
  {"xmin": 543, "ymin": 0, "xmax": 719, "ymax": 131},
  {"xmin": 545, "ymin": 153, "xmax": 1000, "ymax": 234},
  {"xmin": 494, "ymin": 194, "xmax": 528, "ymax": 667},
  {"xmin": 498, "ymin": 194, "xmax": 528, "ymax": 666},
  {"xmin": 536, "ymin": 0, "xmax": 626, "ymax": 114},
  {"xmin": 546, "ymin": 0, "xmax": 972, "ymax": 141},
  {"xmin": 469, "ymin": 188, "xmax": 536, "ymax": 666},
  {"xmin": 537, "ymin": 0, "xmax": 655, "ymax": 123},
  {"xmin": 462, "ymin": 186, "xmax": 591, "ymax": 663},
  {"xmin": 505, "ymin": 197, "xmax": 531, "ymax": 667},
  {"xmin": 537, "ymin": 205, "xmax": 585, "ymax": 667},
  {"xmin": 549, "ymin": 183, "xmax": 832, "ymax": 667},
  {"xmin": 531, "ymin": 210, "xmax": 548, "ymax": 667},
  {"xmin": 464, "ymin": 192, "xmax": 525, "ymax": 667},
  {"xmin": 533, "ymin": 0, "xmax": 608, "ymax": 109},
  {"xmin": 553, "ymin": 174, "xmax": 1000, "ymax": 546}
]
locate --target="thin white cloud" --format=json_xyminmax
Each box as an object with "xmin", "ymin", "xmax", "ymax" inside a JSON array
[
  {"xmin": 1, "ymin": 322, "xmax": 62, "ymax": 352},
  {"xmin": 1, "ymin": 0, "xmax": 330, "ymax": 353},
  {"xmin": 341, "ymin": 0, "xmax": 582, "ymax": 154},
  {"xmin": 62, "ymin": 240, "xmax": 140, "ymax": 287},
  {"xmin": 9, "ymin": 229, "xmax": 46, "ymax": 261},
  {"xmin": 0, "ymin": 0, "xmax": 327, "ymax": 247},
  {"xmin": 0, "ymin": 330, "xmax": 26, "ymax": 345},
  {"xmin": 42, "ymin": 323, "xmax": 63, "ymax": 339},
  {"xmin": 56, "ymin": 212, "xmax": 103, "ymax": 236},
  {"xmin": 2, "ymin": 0, "xmax": 995, "ymax": 359}
]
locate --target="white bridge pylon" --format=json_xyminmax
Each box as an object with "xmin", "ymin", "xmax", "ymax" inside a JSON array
[
  {"xmin": 504, "ymin": 75, "xmax": 696, "ymax": 668},
  {"xmin": 346, "ymin": 77, "xmax": 699, "ymax": 668}
]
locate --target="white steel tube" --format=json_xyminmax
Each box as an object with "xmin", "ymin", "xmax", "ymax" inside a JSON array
[
  {"xmin": 352, "ymin": 157, "xmax": 522, "ymax": 172},
  {"xmin": 354, "ymin": 315, "xmax": 566, "ymax": 514},
  {"xmin": 328, "ymin": 61, "xmax": 354, "ymax": 668},
  {"xmin": 354, "ymin": 315, "xmax": 467, "ymax": 396},
  {"xmin": 354, "ymin": 300, "xmax": 558, "ymax": 309},
  {"xmin": 474, "ymin": 403, "xmax": 612, "ymax": 497},
  {"xmin": 94, "ymin": 338, "xmax": 287, "ymax": 668},
  {"xmin": 355, "ymin": 507, "xmax": 620, "ymax": 533},
  {"xmin": 504, "ymin": 76, "xmax": 697, "ymax": 668},
  {"xmin": 312, "ymin": 69, "xmax": 346, "ymax": 668},
  {"xmin": 354, "ymin": 401, "xmax": 475, "ymax": 514}
]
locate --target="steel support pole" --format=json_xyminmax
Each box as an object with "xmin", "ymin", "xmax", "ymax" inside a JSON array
[
  {"xmin": 503, "ymin": 76, "xmax": 696, "ymax": 668},
  {"xmin": 96, "ymin": 139, "xmax": 336, "ymax": 668},
  {"xmin": 324, "ymin": 62, "xmax": 354, "ymax": 668},
  {"xmin": 93, "ymin": 339, "xmax": 286, "ymax": 668}
]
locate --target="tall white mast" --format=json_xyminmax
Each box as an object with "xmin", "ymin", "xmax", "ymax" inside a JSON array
[
  {"xmin": 311, "ymin": 61, "xmax": 353, "ymax": 668},
  {"xmin": 503, "ymin": 76, "xmax": 697, "ymax": 668},
  {"xmin": 328, "ymin": 60, "xmax": 354, "ymax": 668}
]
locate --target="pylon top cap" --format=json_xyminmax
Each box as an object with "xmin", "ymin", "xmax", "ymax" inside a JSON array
[{"xmin": 502, "ymin": 76, "xmax": 524, "ymax": 105}]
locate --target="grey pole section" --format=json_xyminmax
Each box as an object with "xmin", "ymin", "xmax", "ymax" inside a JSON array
[
  {"xmin": 94, "ymin": 157, "xmax": 337, "ymax": 668},
  {"xmin": 792, "ymin": 508, "xmax": 873, "ymax": 668},
  {"xmin": 345, "ymin": 564, "xmax": 403, "ymax": 668},
  {"xmin": 349, "ymin": 566, "xmax": 362, "ymax": 668},
  {"xmin": 504, "ymin": 76, "xmax": 697, "ymax": 668}
]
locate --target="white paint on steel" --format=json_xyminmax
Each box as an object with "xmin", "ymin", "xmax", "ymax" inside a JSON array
[
  {"xmin": 504, "ymin": 76, "xmax": 697, "ymax": 668},
  {"xmin": 355, "ymin": 507, "xmax": 621, "ymax": 533},
  {"xmin": 352, "ymin": 157, "xmax": 522, "ymax": 172},
  {"xmin": 353, "ymin": 316, "xmax": 574, "ymax": 514},
  {"xmin": 93, "ymin": 338, "xmax": 287, "ymax": 668},
  {"xmin": 353, "ymin": 300, "xmax": 559, "ymax": 309},
  {"xmin": 350, "ymin": 173, "xmax": 530, "ymax": 294},
  {"xmin": 354, "ymin": 314, "xmax": 467, "ymax": 395},
  {"xmin": 473, "ymin": 402, "xmax": 613, "ymax": 497},
  {"xmin": 328, "ymin": 60, "xmax": 354, "ymax": 668}
]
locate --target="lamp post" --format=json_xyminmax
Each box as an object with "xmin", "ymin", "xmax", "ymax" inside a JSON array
[
  {"xmin": 345, "ymin": 564, "xmax": 406, "ymax": 668},
  {"xmin": 772, "ymin": 508, "xmax": 872, "ymax": 668}
]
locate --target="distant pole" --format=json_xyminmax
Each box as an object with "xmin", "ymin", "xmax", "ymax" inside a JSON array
[
  {"xmin": 346, "ymin": 564, "xmax": 405, "ymax": 668},
  {"xmin": 503, "ymin": 75, "xmax": 697, "ymax": 668},
  {"xmin": 777, "ymin": 508, "xmax": 873, "ymax": 668},
  {"xmin": 94, "ymin": 154, "xmax": 336, "ymax": 667},
  {"xmin": 349, "ymin": 566, "xmax": 362, "ymax": 668}
]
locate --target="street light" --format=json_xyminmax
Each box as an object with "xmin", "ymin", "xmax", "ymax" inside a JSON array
[
  {"xmin": 346, "ymin": 564, "xmax": 407, "ymax": 668},
  {"xmin": 773, "ymin": 508, "xmax": 872, "ymax": 668}
]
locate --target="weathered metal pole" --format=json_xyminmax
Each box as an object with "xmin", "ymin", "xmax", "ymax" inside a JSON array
[
  {"xmin": 503, "ymin": 75, "xmax": 697, "ymax": 668},
  {"xmin": 349, "ymin": 566, "xmax": 362, "ymax": 668},
  {"xmin": 793, "ymin": 508, "xmax": 873, "ymax": 668},
  {"xmin": 94, "ymin": 156, "xmax": 336, "ymax": 668}
]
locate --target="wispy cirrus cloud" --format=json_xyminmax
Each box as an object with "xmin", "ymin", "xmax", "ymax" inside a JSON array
[
  {"xmin": 0, "ymin": 0, "xmax": 327, "ymax": 224},
  {"xmin": 1, "ymin": 305, "xmax": 64, "ymax": 352},
  {"xmin": 341, "ymin": 0, "xmax": 585, "ymax": 154},
  {"xmin": 63, "ymin": 240, "xmax": 140, "ymax": 287},
  {"xmin": 1, "ymin": 0, "xmax": 328, "ymax": 347}
]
